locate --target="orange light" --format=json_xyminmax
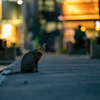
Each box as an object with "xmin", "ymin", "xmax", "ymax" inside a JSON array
[
  {"xmin": 1, "ymin": 24, "xmax": 12, "ymax": 39},
  {"xmin": 95, "ymin": 26, "xmax": 100, "ymax": 31},
  {"xmin": 1, "ymin": 24, "xmax": 16, "ymax": 46},
  {"xmin": 64, "ymin": 32, "xmax": 70, "ymax": 37},
  {"xmin": 81, "ymin": 26, "xmax": 86, "ymax": 32},
  {"xmin": 63, "ymin": 0, "xmax": 68, "ymax": 5}
]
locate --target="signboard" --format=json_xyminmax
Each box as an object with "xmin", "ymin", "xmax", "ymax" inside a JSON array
[{"xmin": 62, "ymin": 0, "xmax": 99, "ymax": 20}]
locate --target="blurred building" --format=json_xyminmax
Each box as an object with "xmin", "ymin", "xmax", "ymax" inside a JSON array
[
  {"xmin": 38, "ymin": 0, "xmax": 62, "ymax": 51},
  {"xmin": 21, "ymin": 0, "xmax": 62, "ymax": 52},
  {"xmin": 0, "ymin": 0, "xmax": 24, "ymax": 51},
  {"xmin": 60, "ymin": 0, "xmax": 100, "ymax": 49},
  {"xmin": 0, "ymin": 0, "xmax": 100, "ymax": 53},
  {"xmin": 23, "ymin": 0, "xmax": 100, "ymax": 52}
]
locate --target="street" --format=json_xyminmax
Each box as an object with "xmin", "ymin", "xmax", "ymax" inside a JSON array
[{"xmin": 0, "ymin": 53, "xmax": 100, "ymax": 100}]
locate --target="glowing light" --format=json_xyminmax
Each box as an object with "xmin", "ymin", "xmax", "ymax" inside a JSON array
[
  {"xmin": 1, "ymin": 24, "xmax": 12, "ymax": 39},
  {"xmin": 95, "ymin": 21, "xmax": 100, "ymax": 31},
  {"xmin": 58, "ymin": 15, "xmax": 63, "ymax": 21},
  {"xmin": 64, "ymin": 32, "xmax": 70, "ymax": 37},
  {"xmin": 17, "ymin": 0, "xmax": 23, "ymax": 5},
  {"xmin": 63, "ymin": 0, "xmax": 68, "ymax": 5},
  {"xmin": 81, "ymin": 26, "xmax": 86, "ymax": 32},
  {"xmin": 96, "ymin": 21, "xmax": 100, "ymax": 28},
  {"xmin": 95, "ymin": 26, "xmax": 100, "ymax": 31}
]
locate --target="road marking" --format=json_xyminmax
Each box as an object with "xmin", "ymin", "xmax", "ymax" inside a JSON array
[{"xmin": 0, "ymin": 70, "xmax": 11, "ymax": 85}]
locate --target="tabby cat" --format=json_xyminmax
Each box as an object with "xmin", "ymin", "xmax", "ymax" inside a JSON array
[{"xmin": 2, "ymin": 43, "xmax": 46, "ymax": 75}]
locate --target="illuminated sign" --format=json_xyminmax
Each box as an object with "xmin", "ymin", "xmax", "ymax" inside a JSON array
[{"xmin": 62, "ymin": 0, "xmax": 99, "ymax": 20}]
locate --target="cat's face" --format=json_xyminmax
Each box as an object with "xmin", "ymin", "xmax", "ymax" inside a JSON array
[{"xmin": 37, "ymin": 43, "xmax": 46, "ymax": 53}]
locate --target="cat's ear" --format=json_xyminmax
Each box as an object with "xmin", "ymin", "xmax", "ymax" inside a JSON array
[
  {"xmin": 37, "ymin": 43, "xmax": 40, "ymax": 47},
  {"xmin": 43, "ymin": 43, "xmax": 46, "ymax": 47}
]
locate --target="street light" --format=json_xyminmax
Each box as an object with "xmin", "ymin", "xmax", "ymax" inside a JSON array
[{"xmin": 17, "ymin": 0, "xmax": 23, "ymax": 5}]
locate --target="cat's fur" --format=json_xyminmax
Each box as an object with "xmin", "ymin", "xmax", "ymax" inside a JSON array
[{"xmin": 2, "ymin": 43, "xmax": 46, "ymax": 75}]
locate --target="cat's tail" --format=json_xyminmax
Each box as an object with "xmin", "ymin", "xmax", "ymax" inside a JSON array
[{"xmin": 2, "ymin": 71, "xmax": 22, "ymax": 75}]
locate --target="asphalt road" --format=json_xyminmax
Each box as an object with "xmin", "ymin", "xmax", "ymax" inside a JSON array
[{"xmin": 0, "ymin": 53, "xmax": 100, "ymax": 100}]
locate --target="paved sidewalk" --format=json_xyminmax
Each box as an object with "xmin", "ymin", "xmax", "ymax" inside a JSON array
[
  {"xmin": 0, "ymin": 53, "xmax": 100, "ymax": 100},
  {"xmin": 0, "ymin": 56, "xmax": 21, "ymax": 71}
]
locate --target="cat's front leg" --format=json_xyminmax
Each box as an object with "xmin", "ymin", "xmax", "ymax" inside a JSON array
[
  {"xmin": 35, "ymin": 62, "xmax": 39, "ymax": 72},
  {"xmin": 35, "ymin": 70, "xmax": 39, "ymax": 72}
]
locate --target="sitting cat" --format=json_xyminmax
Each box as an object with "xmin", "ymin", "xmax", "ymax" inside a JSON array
[{"xmin": 2, "ymin": 43, "xmax": 46, "ymax": 75}]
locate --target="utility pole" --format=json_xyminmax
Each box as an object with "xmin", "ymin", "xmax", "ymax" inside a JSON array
[
  {"xmin": 99, "ymin": 0, "xmax": 100, "ymax": 36},
  {"xmin": 97, "ymin": 0, "xmax": 100, "ymax": 44},
  {"xmin": 0, "ymin": 0, "xmax": 2, "ymax": 21}
]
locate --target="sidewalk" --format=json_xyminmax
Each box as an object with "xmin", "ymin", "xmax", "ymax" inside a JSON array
[
  {"xmin": 0, "ymin": 56, "xmax": 21, "ymax": 71},
  {"xmin": 0, "ymin": 53, "xmax": 100, "ymax": 100}
]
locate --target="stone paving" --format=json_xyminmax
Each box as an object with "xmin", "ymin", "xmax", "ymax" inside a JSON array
[{"xmin": 0, "ymin": 53, "xmax": 100, "ymax": 100}]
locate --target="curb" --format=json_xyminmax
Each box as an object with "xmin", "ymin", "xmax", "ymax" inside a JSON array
[
  {"xmin": 0, "ymin": 57, "xmax": 21, "ymax": 85},
  {"xmin": 0, "ymin": 59, "xmax": 20, "ymax": 71},
  {"xmin": 0, "ymin": 70, "xmax": 11, "ymax": 85}
]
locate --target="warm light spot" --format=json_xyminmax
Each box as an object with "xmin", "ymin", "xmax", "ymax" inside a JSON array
[
  {"xmin": 17, "ymin": 0, "xmax": 23, "ymax": 5},
  {"xmin": 95, "ymin": 26, "xmax": 100, "ymax": 31},
  {"xmin": 45, "ymin": 22, "xmax": 56, "ymax": 33},
  {"xmin": 58, "ymin": 15, "xmax": 63, "ymax": 21},
  {"xmin": 1, "ymin": 24, "xmax": 16, "ymax": 44},
  {"xmin": 64, "ymin": 32, "xmax": 70, "ymax": 37},
  {"xmin": 95, "ymin": 7, "xmax": 99, "ymax": 11},
  {"xmin": 95, "ymin": 21, "xmax": 100, "ymax": 31},
  {"xmin": 1, "ymin": 24, "xmax": 17, "ymax": 47},
  {"xmin": 63, "ymin": 0, "xmax": 68, "ymax": 5},
  {"xmin": 1, "ymin": 24, "xmax": 12, "ymax": 39},
  {"xmin": 81, "ymin": 26, "xmax": 86, "ymax": 32}
]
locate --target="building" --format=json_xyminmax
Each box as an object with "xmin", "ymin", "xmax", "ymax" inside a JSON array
[
  {"xmin": 60, "ymin": 0, "xmax": 100, "ymax": 49},
  {"xmin": 21, "ymin": 0, "xmax": 62, "ymax": 51},
  {"xmin": 0, "ymin": 0, "xmax": 24, "ymax": 50}
]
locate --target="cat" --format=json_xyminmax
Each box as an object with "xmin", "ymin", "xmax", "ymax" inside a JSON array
[{"xmin": 2, "ymin": 43, "xmax": 46, "ymax": 75}]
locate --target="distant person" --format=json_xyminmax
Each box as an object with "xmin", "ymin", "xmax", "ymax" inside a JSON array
[
  {"xmin": 26, "ymin": 29, "xmax": 34, "ymax": 50},
  {"xmin": 74, "ymin": 25, "xmax": 86, "ymax": 49}
]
